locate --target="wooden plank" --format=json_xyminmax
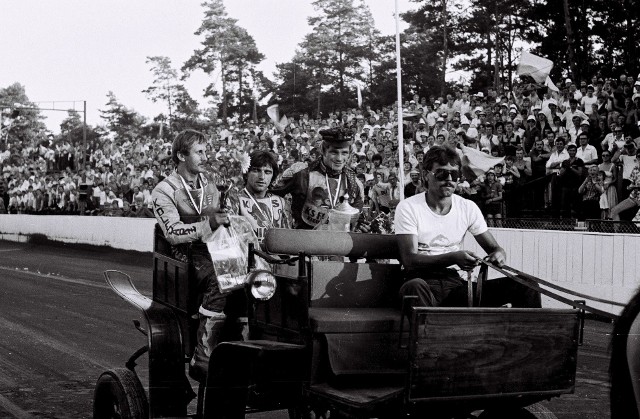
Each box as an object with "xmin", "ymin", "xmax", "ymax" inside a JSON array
[
  {"xmin": 623, "ymin": 236, "xmax": 639, "ymax": 288},
  {"xmin": 581, "ymin": 235, "xmax": 597, "ymax": 285},
  {"xmin": 408, "ymin": 308, "xmax": 579, "ymax": 401},
  {"xmin": 521, "ymin": 231, "xmax": 535, "ymax": 275},
  {"xmin": 555, "ymin": 233, "xmax": 568, "ymax": 283},
  {"xmin": 569, "ymin": 234, "xmax": 583, "ymax": 286},
  {"xmin": 611, "ymin": 236, "xmax": 626, "ymax": 288},
  {"xmin": 594, "ymin": 235, "xmax": 614, "ymax": 286}
]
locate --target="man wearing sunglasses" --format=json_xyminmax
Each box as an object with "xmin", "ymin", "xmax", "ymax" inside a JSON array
[{"xmin": 394, "ymin": 145, "xmax": 540, "ymax": 308}]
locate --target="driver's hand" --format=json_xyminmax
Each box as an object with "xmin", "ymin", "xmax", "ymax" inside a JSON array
[
  {"xmin": 451, "ymin": 250, "xmax": 480, "ymax": 271},
  {"xmin": 208, "ymin": 211, "xmax": 231, "ymax": 230},
  {"xmin": 485, "ymin": 248, "xmax": 506, "ymax": 267}
]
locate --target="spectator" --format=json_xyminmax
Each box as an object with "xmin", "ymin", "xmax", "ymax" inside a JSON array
[
  {"xmin": 599, "ymin": 150, "xmax": 619, "ymax": 219},
  {"xmin": 578, "ymin": 166, "xmax": 605, "ymax": 220},
  {"xmin": 482, "ymin": 169, "xmax": 503, "ymax": 227},
  {"xmin": 556, "ymin": 143, "xmax": 585, "ymax": 218}
]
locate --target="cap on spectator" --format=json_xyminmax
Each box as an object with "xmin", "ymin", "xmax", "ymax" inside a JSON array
[
  {"xmin": 565, "ymin": 78, "xmax": 572, "ymax": 84},
  {"xmin": 587, "ymin": 84, "xmax": 595, "ymax": 90},
  {"xmin": 509, "ymin": 108, "xmax": 517, "ymax": 114},
  {"xmin": 410, "ymin": 100, "xmax": 416, "ymax": 104},
  {"xmin": 409, "ymin": 169, "xmax": 420, "ymax": 175},
  {"xmin": 580, "ymin": 120, "xmax": 590, "ymax": 126},
  {"xmin": 418, "ymin": 118, "xmax": 426, "ymax": 125},
  {"xmin": 373, "ymin": 124, "xmax": 381, "ymax": 130},
  {"xmin": 434, "ymin": 100, "xmax": 441, "ymax": 104},
  {"xmin": 501, "ymin": 102, "xmax": 509, "ymax": 108},
  {"xmin": 363, "ymin": 124, "xmax": 372, "ymax": 130},
  {"xmin": 527, "ymin": 115, "xmax": 536, "ymax": 121},
  {"xmin": 440, "ymin": 112, "xmax": 448, "ymax": 118},
  {"xmin": 615, "ymin": 126, "xmax": 623, "ymax": 132},
  {"xmin": 436, "ymin": 117, "xmax": 445, "ymax": 123},
  {"xmin": 486, "ymin": 169, "xmax": 495, "ymax": 174},
  {"xmin": 548, "ymin": 99, "xmax": 558, "ymax": 106},
  {"xmin": 597, "ymin": 78, "xmax": 604, "ymax": 84},
  {"xmin": 475, "ymin": 92, "xmax": 484, "ymax": 98}
]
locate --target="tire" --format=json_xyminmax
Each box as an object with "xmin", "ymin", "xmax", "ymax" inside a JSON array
[
  {"xmin": 93, "ymin": 368, "xmax": 149, "ymax": 419},
  {"xmin": 478, "ymin": 402, "xmax": 557, "ymax": 419}
]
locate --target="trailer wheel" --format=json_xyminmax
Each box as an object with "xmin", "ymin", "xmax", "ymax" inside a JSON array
[
  {"xmin": 93, "ymin": 368, "xmax": 148, "ymax": 419},
  {"xmin": 478, "ymin": 402, "xmax": 557, "ymax": 419}
]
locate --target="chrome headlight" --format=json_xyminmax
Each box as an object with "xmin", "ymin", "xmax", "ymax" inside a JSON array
[{"xmin": 248, "ymin": 270, "xmax": 277, "ymax": 301}]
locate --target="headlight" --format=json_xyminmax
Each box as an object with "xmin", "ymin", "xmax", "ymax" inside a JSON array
[{"xmin": 248, "ymin": 270, "xmax": 277, "ymax": 301}]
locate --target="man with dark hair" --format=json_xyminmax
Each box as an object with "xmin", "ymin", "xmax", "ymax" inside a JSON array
[
  {"xmin": 369, "ymin": 153, "xmax": 390, "ymax": 181},
  {"xmin": 394, "ymin": 145, "xmax": 540, "ymax": 308},
  {"xmin": 151, "ymin": 129, "xmax": 238, "ymax": 383},
  {"xmin": 562, "ymin": 98, "xmax": 588, "ymax": 132},
  {"xmin": 229, "ymin": 150, "xmax": 291, "ymax": 244},
  {"xmin": 272, "ymin": 128, "xmax": 365, "ymax": 230}
]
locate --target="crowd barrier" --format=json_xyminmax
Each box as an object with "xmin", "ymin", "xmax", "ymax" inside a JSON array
[
  {"xmin": 0, "ymin": 214, "xmax": 156, "ymax": 251},
  {"xmin": 464, "ymin": 228, "xmax": 639, "ymax": 315},
  {"xmin": 0, "ymin": 215, "xmax": 636, "ymax": 314}
]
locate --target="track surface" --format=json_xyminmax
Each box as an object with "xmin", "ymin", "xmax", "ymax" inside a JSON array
[{"xmin": 0, "ymin": 239, "xmax": 612, "ymax": 418}]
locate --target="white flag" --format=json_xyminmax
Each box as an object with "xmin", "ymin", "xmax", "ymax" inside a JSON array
[
  {"xmin": 259, "ymin": 92, "xmax": 273, "ymax": 106},
  {"xmin": 266, "ymin": 104, "xmax": 288, "ymax": 133},
  {"xmin": 461, "ymin": 145, "xmax": 504, "ymax": 179},
  {"xmin": 517, "ymin": 52, "xmax": 554, "ymax": 84},
  {"xmin": 545, "ymin": 76, "xmax": 559, "ymax": 92}
]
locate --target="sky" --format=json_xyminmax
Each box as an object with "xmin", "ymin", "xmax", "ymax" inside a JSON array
[{"xmin": 1, "ymin": 0, "xmax": 413, "ymax": 133}]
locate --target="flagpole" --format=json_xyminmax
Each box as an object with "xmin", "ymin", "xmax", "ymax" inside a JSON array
[{"xmin": 395, "ymin": 0, "xmax": 405, "ymax": 199}]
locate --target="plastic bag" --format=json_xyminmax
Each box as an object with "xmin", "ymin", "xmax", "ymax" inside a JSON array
[{"xmin": 206, "ymin": 215, "xmax": 265, "ymax": 293}]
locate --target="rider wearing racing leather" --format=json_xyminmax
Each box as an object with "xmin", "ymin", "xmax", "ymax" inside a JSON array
[{"xmin": 151, "ymin": 129, "xmax": 242, "ymax": 382}]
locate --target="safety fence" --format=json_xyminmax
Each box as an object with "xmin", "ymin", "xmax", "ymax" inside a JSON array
[{"xmin": 496, "ymin": 218, "xmax": 640, "ymax": 234}]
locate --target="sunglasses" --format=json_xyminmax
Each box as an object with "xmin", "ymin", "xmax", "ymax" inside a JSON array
[{"xmin": 429, "ymin": 168, "xmax": 461, "ymax": 182}]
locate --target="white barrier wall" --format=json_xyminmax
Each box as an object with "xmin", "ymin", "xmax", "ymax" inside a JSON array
[
  {"xmin": 0, "ymin": 215, "xmax": 638, "ymax": 313},
  {"xmin": 0, "ymin": 214, "xmax": 156, "ymax": 252},
  {"xmin": 463, "ymin": 228, "xmax": 640, "ymax": 314}
]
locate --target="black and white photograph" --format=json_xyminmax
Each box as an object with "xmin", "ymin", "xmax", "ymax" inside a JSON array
[{"xmin": 0, "ymin": 0, "xmax": 636, "ymax": 417}]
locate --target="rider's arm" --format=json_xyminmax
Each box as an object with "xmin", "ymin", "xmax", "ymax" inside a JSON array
[{"xmin": 151, "ymin": 182, "xmax": 213, "ymax": 245}]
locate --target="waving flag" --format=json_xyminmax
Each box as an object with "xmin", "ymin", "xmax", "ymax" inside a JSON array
[
  {"xmin": 517, "ymin": 52, "xmax": 554, "ymax": 84},
  {"xmin": 461, "ymin": 145, "xmax": 504, "ymax": 180},
  {"xmin": 266, "ymin": 104, "xmax": 288, "ymax": 133}
]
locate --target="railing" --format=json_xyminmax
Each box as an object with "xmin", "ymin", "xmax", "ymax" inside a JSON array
[
  {"xmin": 585, "ymin": 219, "xmax": 640, "ymax": 234},
  {"xmin": 493, "ymin": 218, "xmax": 640, "ymax": 234}
]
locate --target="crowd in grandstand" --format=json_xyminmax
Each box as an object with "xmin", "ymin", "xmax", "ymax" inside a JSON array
[{"xmin": 2, "ymin": 74, "xmax": 640, "ymax": 226}]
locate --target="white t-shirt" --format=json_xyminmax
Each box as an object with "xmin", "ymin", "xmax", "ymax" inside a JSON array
[{"xmin": 394, "ymin": 193, "xmax": 487, "ymax": 257}]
